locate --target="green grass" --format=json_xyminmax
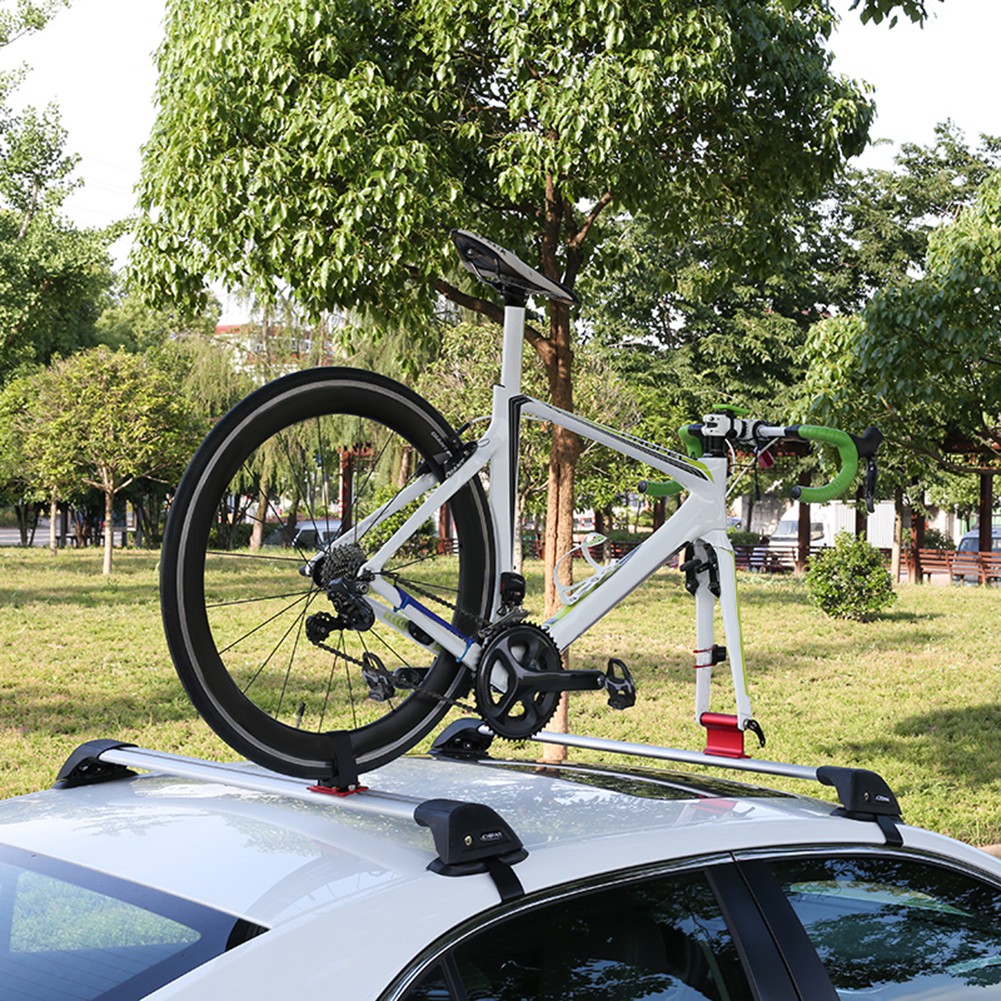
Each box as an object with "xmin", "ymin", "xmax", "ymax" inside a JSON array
[{"xmin": 0, "ymin": 548, "xmax": 999, "ymax": 847}]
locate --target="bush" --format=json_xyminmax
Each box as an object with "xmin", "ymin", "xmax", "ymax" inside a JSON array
[
  {"xmin": 805, "ymin": 531, "xmax": 896, "ymax": 621},
  {"xmin": 727, "ymin": 528, "xmax": 767, "ymax": 547},
  {"xmin": 922, "ymin": 527, "xmax": 955, "ymax": 550}
]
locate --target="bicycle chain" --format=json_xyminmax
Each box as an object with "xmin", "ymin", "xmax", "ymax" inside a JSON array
[{"xmin": 313, "ymin": 635, "xmax": 481, "ymax": 712}]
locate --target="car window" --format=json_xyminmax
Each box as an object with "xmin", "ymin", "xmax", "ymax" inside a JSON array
[
  {"xmin": 402, "ymin": 868, "xmax": 753, "ymax": 1001},
  {"xmin": 0, "ymin": 844, "xmax": 264, "ymax": 1001},
  {"xmin": 768, "ymin": 854, "xmax": 1001, "ymax": 999}
]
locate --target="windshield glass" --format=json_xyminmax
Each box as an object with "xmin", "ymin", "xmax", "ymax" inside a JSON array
[{"xmin": 0, "ymin": 843, "xmax": 264, "ymax": 1000}]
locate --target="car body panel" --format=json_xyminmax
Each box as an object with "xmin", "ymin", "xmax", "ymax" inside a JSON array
[{"xmin": 2, "ymin": 752, "xmax": 999, "ymax": 1000}]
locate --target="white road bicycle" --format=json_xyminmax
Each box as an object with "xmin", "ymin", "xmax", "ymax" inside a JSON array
[{"xmin": 160, "ymin": 231, "xmax": 882, "ymax": 785}]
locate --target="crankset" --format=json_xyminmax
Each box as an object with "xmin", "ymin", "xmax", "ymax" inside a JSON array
[{"xmin": 475, "ymin": 624, "xmax": 637, "ymax": 739}]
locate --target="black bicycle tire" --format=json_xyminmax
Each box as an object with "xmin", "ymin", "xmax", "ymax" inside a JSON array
[{"xmin": 160, "ymin": 367, "xmax": 494, "ymax": 781}]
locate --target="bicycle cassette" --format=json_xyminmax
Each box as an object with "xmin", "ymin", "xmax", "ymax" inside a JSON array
[{"xmin": 474, "ymin": 623, "xmax": 562, "ymax": 739}]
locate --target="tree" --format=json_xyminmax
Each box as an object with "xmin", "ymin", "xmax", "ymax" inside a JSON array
[
  {"xmin": 806, "ymin": 166, "xmax": 1001, "ymax": 553},
  {"xmin": 843, "ymin": 0, "xmax": 941, "ymax": 27},
  {"xmin": 0, "ymin": 210, "xmax": 113, "ymax": 381},
  {"xmin": 135, "ymin": 0, "xmax": 873, "ymax": 623},
  {"xmin": 20, "ymin": 347, "xmax": 202, "ymax": 573},
  {"xmin": 0, "ymin": 1, "xmax": 70, "ymax": 49},
  {"xmin": 0, "ymin": 368, "xmax": 45, "ymax": 544},
  {"xmin": 0, "ymin": 10, "xmax": 115, "ymax": 384}
]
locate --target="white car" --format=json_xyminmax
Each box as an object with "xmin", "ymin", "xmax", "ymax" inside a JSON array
[{"xmin": 1, "ymin": 723, "xmax": 999, "ymax": 1000}]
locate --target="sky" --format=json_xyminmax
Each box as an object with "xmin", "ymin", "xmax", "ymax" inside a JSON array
[{"xmin": 2, "ymin": 0, "xmax": 1000, "ymax": 318}]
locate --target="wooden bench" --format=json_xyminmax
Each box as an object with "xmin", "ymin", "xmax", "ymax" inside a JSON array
[
  {"xmin": 978, "ymin": 552, "xmax": 1001, "ymax": 586},
  {"xmin": 912, "ymin": 548, "xmax": 954, "ymax": 582},
  {"xmin": 950, "ymin": 550, "xmax": 982, "ymax": 584}
]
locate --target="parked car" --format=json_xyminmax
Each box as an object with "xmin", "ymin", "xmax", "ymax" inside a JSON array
[
  {"xmin": 956, "ymin": 526, "xmax": 1001, "ymax": 553},
  {"xmin": 1, "ymin": 723, "xmax": 998, "ymax": 1000},
  {"xmin": 262, "ymin": 517, "xmax": 342, "ymax": 550}
]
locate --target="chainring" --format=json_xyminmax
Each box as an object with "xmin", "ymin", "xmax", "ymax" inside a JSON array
[{"xmin": 474, "ymin": 623, "xmax": 561, "ymax": 739}]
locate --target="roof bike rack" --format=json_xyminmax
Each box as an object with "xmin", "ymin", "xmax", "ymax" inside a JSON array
[
  {"xmin": 53, "ymin": 740, "xmax": 527, "ymax": 902},
  {"xmin": 431, "ymin": 721, "xmax": 904, "ymax": 847}
]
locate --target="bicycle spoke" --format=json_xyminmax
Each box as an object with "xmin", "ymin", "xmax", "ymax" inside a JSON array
[{"xmin": 216, "ymin": 591, "xmax": 315, "ymax": 657}]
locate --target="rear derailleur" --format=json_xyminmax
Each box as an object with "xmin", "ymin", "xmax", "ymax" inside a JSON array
[{"xmin": 474, "ymin": 623, "xmax": 636, "ymax": 740}]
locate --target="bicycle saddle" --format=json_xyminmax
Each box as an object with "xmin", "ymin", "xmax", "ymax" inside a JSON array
[{"xmin": 451, "ymin": 230, "xmax": 579, "ymax": 306}]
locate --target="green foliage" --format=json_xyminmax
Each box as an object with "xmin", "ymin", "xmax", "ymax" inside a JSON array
[
  {"xmin": 13, "ymin": 347, "xmax": 204, "ymax": 570},
  {"xmin": 802, "ymin": 125, "xmax": 1001, "ymax": 512},
  {"xmin": 94, "ymin": 291, "xmax": 219, "ymax": 353},
  {"xmin": 845, "ymin": 0, "xmax": 940, "ymax": 27},
  {"xmin": 133, "ymin": 0, "xmax": 872, "ymax": 322},
  {"xmin": 728, "ymin": 528, "xmax": 767, "ymax": 546},
  {"xmin": 922, "ymin": 527, "xmax": 955, "ymax": 550},
  {"xmin": 805, "ymin": 530, "xmax": 896, "ymax": 621},
  {"xmin": 0, "ymin": 30, "xmax": 115, "ymax": 384},
  {"xmin": 415, "ymin": 318, "xmax": 641, "ymax": 525},
  {"xmin": 0, "ymin": 0, "xmax": 69, "ymax": 48},
  {"xmin": 0, "ymin": 211, "xmax": 113, "ymax": 381}
]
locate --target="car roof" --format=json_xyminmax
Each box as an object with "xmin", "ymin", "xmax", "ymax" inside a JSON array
[
  {"xmin": 5, "ymin": 743, "xmax": 1001, "ymax": 1000},
  {"xmin": 2, "ymin": 748, "xmax": 993, "ymax": 930}
]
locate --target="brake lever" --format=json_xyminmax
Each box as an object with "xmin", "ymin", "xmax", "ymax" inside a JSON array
[
  {"xmin": 864, "ymin": 457, "xmax": 878, "ymax": 514},
  {"xmin": 852, "ymin": 427, "xmax": 883, "ymax": 515}
]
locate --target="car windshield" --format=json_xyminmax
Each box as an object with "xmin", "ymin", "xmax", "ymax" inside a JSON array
[{"xmin": 0, "ymin": 843, "xmax": 264, "ymax": 1001}]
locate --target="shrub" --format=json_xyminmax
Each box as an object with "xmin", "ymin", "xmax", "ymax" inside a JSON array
[
  {"xmin": 922, "ymin": 527, "xmax": 956, "ymax": 550},
  {"xmin": 805, "ymin": 531, "xmax": 896, "ymax": 621},
  {"xmin": 728, "ymin": 528, "xmax": 767, "ymax": 547}
]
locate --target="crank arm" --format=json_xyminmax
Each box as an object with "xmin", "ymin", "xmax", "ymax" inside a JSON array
[{"xmin": 510, "ymin": 668, "xmax": 607, "ymax": 694}]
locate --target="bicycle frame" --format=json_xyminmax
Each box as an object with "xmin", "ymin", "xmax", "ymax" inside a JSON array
[{"xmin": 345, "ymin": 301, "xmax": 755, "ymax": 730}]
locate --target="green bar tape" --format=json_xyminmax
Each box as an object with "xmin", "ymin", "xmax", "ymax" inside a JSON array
[
  {"xmin": 678, "ymin": 424, "xmax": 703, "ymax": 459},
  {"xmin": 639, "ymin": 480, "xmax": 684, "ymax": 498},
  {"xmin": 791, "ymin": 425, "xmax": 859, "ymax": 503}
]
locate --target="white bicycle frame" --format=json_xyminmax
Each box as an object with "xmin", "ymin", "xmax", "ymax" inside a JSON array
[{"xmin": 352, "ymin": 302, "xmax": 754, "ymax": 730}]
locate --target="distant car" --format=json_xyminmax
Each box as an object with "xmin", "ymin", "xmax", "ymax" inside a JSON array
[
  {"xmin": 1, "ymin": 724, "xmax": 999, "ymax": 1000},
  {"xmin": 952, "ymin": 526, "xmax": 1001, "ymax": 583},
  {"xmin": 769, "ymin": 518, "xmax": 828, "ymax": 545},
  {"xmin": 956, "ymin": 526, "xmax": 1001, "ymax": 553},
  {"xmin": 262, "ymin": 518, "xmax": 342, "ymax": 550}
]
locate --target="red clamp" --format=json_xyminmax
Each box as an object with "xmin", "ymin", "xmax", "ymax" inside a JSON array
[
  {"xmin": 308, "ymin": 783, "xmax": 370, "ymax": 797},
  {"xmin": 700, "ymin": 713, "xmax": 749, "ymax": 759}
]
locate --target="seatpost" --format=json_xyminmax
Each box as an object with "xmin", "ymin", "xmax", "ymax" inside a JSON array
[{"xmin": 499, "ymin": 304, "xmax": 525, "ymax": 393}]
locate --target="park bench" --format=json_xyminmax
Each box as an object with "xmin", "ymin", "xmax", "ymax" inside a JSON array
[
  {"xmin": 950, "ymin": 550, "xmax": 982, "ymax": 585},
  {"xmin": 913, "ymin": 548, "xmax": 954, "ymax": 582},
  {"xmin": 978, "ymin": 551, "xmax": 1001, "ymax": 586}
]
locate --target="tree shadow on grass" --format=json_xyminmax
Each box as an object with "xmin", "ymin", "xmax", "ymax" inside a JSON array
[{"xmin": 844, "ymin": 703, "xmax": 1001, "ymax": 791}]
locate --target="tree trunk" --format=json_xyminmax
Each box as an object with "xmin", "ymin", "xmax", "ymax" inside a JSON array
[
  {"xmin": 250, "ymin": 478, "xmax": 269, "ymax": 549},
  {"xmin": 539, "ymin": 301, "xmax": 580, "ymax": 764},
  {"xmin": 796, "ymin": 472, "xmax": 811, "ymax": 574},
  {"xmin": 891, "ymin": 486, "xmax": 904, "ymax": 583},
  {"xmin": 49, "ymin": 492, "xmax": 58, "ymax": 555},
  {"xmin": 979, "ymin": 472, "xmax": 994, "ymax": 553},
  {"xmin": 911, "ymin": 509, "xmax": 926, "ymax": 583},
  {"xmin": 103, "ymin": 488, "xmax": 114, "ymax": 575}
]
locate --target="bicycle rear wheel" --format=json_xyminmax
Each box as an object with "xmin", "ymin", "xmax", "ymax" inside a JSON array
[{"xmin": 160, "ymin": 368, "xmax": 494, "ymax": 780}]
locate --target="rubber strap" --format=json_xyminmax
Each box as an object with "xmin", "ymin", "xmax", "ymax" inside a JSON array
[{"xmin": 790, "ymin": 425, "xmax": 858, "ymax": 503}]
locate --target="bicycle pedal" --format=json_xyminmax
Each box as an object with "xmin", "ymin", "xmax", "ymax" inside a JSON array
[
  {"xmin": 393, "ymin": 666, "xmax": 429, "ymax": 690},
  {"xmin": 362, "ymin": 653, "xmax": 396, "ymax": 702},
  {"xmin": 602, "ymin": 658, "xmax": 636, "ymax": 710}
]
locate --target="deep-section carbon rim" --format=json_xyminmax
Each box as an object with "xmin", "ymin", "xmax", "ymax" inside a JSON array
[{"xmin": 160, "ymin": 368, "xmax": 493, "ymax": 780}]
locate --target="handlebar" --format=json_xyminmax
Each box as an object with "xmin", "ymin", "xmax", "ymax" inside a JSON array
[
  {"xmin": 679, "ymin": 416, "xmax": 882, "ymax": 509},
  {"xmin": 789, "ymin": 426, "xmax": 857, "ymax": 504}
]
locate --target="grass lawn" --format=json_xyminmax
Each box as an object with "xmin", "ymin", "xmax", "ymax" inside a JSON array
[{"xmin": 0, "ymin": 548, "xmax": 998, "ymax": 847}]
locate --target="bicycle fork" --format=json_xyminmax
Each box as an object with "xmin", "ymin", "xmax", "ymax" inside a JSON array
[{"xmin": 684, "ymin": 536, "xmax": 764, "ymax": 758}]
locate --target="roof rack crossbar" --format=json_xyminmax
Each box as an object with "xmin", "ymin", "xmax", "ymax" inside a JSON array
[
  {"xmin": 99, "ymin": 746, "xmax": 421, "ymax": 819},
  {"xmin": 530, "ymin": 730, "xmax": 818, "ymax": 782},
  {"xmin": 525, "ymin": 730, "xmax": 903, "ymax": 838},
  {"xmin": 54, "ymin": 741, "xmax": 529, "ymax": 898}
]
